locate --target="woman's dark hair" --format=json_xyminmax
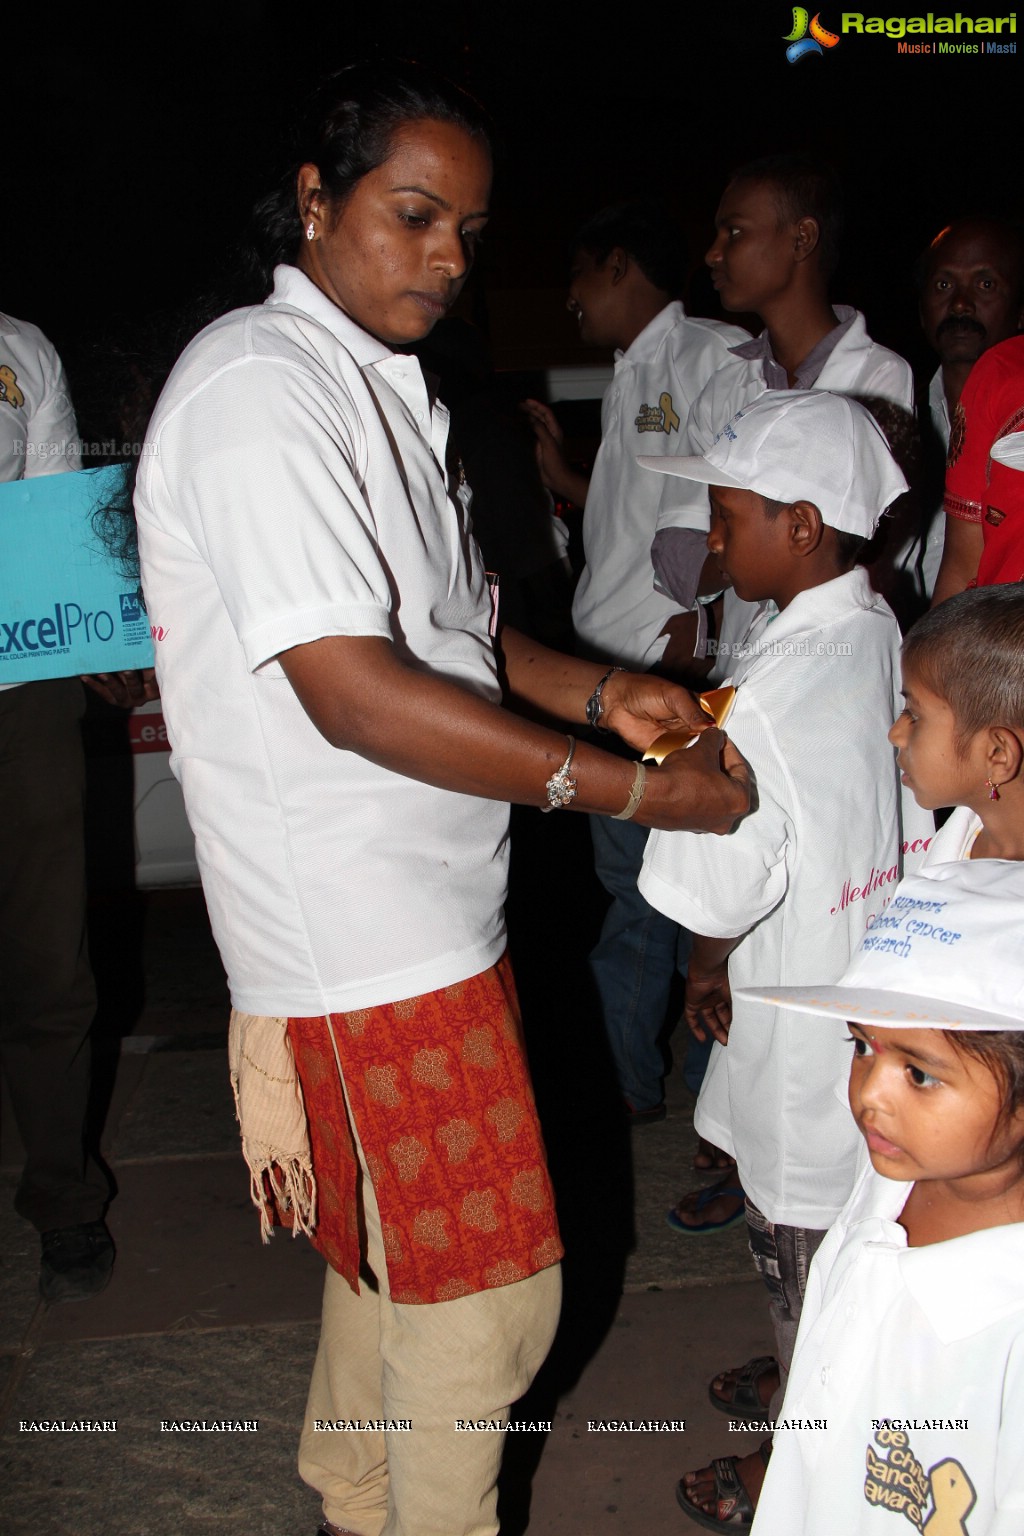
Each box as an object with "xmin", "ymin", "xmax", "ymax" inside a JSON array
[
  {"xmin": 901, "ymin": 585, "xmax": 1024, "ymax": 752},
  {"xmin": 248, "ymin": 61, "xmax": 493, "ymax": 295}
]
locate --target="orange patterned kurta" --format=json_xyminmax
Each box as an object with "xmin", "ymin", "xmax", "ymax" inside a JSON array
[{"xmin": 286, "ymin": 953, "xmax": 562, "ymax": 1303}]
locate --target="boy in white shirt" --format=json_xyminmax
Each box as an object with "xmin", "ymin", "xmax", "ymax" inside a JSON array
[{"xmin": 636, "ymin": 389, "xmax": 932, "ymax": 1528}]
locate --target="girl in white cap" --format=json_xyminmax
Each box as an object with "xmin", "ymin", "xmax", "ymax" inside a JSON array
[{"xmin": 741, "ymin": 859, "xmax": 1024, "ymax": 1536}]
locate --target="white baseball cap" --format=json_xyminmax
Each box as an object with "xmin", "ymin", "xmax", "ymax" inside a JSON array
[
  {"xmin": 736, "ymin": 859, "xmax": 1024, "ymax": 1031},
  {"xmin": 991, "ymin": 430, "xmax": 1024, "ymax": 472},
  {"xmin": 638, "ymin": 389, "xmax": 908, "ymax": 538}
]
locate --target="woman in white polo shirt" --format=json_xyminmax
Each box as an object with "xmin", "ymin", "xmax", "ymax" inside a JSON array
[{"xmin": 134, "ymin": 63, "xmax": 750, "ymax": 1536}]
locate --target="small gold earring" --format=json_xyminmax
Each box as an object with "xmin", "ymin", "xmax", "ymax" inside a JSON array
[{"xmin": 986, "ymin": 778, "xmax": 1001, "ymax": 801}]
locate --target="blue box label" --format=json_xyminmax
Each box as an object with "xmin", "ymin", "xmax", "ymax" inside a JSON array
[{"xmin": 0, "ymin": 464, "xmax": 154, "ymax": 680}]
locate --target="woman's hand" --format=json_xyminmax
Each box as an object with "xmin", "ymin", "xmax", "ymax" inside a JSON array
[
  {"xmin": 598, "ymin": 669, "xmax": 709, "ymax": 752},
  {"xmin": 637, "ymin": 727, "xmax": 751, "ymax": 835}
]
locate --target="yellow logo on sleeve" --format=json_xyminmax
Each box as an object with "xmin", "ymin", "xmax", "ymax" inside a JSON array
[
  {"xmin": 635, "ymin": 391, "xmax": 680, "ymax": 434},
  {"xmin": 0, "ymin": 365, "xmax": 25, "ymax": 409}
]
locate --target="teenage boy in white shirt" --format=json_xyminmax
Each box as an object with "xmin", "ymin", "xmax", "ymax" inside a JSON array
[
  {"xmin": 636, "ymin": 389, "xmax": 933, "ymax": 1529},
  {"xmin": 650, "ymin": 155, "xmax": 914, "ymax": 682},
  {"xmin": 522, "ymin": 201, "xmax": 748, "ymax": 1123}
]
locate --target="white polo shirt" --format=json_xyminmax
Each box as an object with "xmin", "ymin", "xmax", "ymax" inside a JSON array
[
  {"xmin": 570, "ymin": 302, "xmax": 747, "ymax": 669},
  {"xmin": 0, "ymin": 313, "xmax": 79, "ymax": 484},
  {"xmin": 654, "ymin": 309, "xmax": 914, "ymax": 539},
  {"xmin": 753, "ymin": 1162, "xmax": 1024, "ymax": 1536},
  {"xmin": 650, "ymin": 309, "xmax": 915, "ymax": 680},
  {"xmin": 135, "ymin": 266, "xmax": 508, "ymax": 1016},
  {"xmin": 0, "ymin": 312, "xmax": 81, "ymax": 692},
  {"xmin": 638, "ymin": 568, "xmax": 934, "ymax": 1227}
]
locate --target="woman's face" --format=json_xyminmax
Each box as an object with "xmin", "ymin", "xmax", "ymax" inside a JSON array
[{"xmin": 298, "ymin": 118, "xmax": 491, "ymax": 347}]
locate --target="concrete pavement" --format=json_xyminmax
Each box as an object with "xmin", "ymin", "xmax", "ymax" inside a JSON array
[{"xmin": 1, "ymin": 870, "xmax": 770, "ymax": 1535}]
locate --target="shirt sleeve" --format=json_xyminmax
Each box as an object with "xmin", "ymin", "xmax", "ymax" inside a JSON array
[
  {"xmin": 638, "ymin": 697, "xmax": 792, "ymax": 936},
  {"xmin": 651, "ymin": 527, "xmax": 709, "ymax": 607},
  {"xmin": 652, "ymin": 385, "xmax": 719, "ymax": 536},
  {"xmin": 992, "ymin": 1331, "xmax": 1024, "ymax": 1532},
  {"xmin": 23, "ymin": 331, "xmax": 80, "ymax": 479},
  {"xmin": 944, "ymin": 354, "xmax": 996, "ymax": 524},
  {"xmin": 143, "ymin": 355, "xmax": 394, "ymax": 672}
]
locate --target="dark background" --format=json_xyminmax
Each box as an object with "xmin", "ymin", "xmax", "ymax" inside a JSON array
[{"xmin": 5, "ymin": 1, "xmax": 1020, "ymax": 385}]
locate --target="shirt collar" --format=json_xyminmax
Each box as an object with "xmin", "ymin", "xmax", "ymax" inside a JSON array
[
  {"xmin": 614, "ymin": 300, "xmax": 686, "ymax": 366},
  {"xmin": 849, "ymin": 1169, "xmax": 1024, "ymax": 1343},
  {"xmin": 266, "ymin": 264, "xmax": 393, "ymax": 369},
  {"xmin": 745, "ymin": 567, "xmax": 879, "ymax": 654},
  {"xmin": 728, "ymin": 306, "xmax": 859, "ymax": 389}
]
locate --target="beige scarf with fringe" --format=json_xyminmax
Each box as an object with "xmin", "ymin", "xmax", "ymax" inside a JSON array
[{"xmin": 227, "ymin": 1010, "xmax": 317, "ymax": 1241}]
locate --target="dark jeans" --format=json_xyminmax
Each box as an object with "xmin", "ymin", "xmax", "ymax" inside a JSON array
[
  {"xmin": 0, "ymin": 679, "xmax": 107, "ymax": 1231},
  {"xmin": 588, "ymin": 814, "xmax": 692, "ymax": 1112}
]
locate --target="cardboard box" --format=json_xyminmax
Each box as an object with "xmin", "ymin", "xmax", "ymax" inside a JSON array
[{"xmin": 0, "ymin": 463, "xmax": 154, "ymax": 681}]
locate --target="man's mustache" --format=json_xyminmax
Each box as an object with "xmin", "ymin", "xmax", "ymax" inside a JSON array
[{"xmin": 936, "ymin": 315, "xmax": 986, "ymax": 339}]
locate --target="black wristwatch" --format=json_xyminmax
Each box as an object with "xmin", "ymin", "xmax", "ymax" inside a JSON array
[{"xmin": 585, "ymin": 666, "xmax": 624, "ymax": 732}]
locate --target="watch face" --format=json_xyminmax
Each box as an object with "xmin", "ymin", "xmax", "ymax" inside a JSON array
[{"xmin": 586, "ymin": 695, "xmax": 601, "ymax": 728}]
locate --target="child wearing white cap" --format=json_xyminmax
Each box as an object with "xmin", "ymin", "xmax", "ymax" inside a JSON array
[
  {"xmin": 740, "ymin": 860, "xmax": 1024, "ymax": 1536},
  {"xmin": 635, "ymin": 389, "xmax": 934, "ymax": 1529}
]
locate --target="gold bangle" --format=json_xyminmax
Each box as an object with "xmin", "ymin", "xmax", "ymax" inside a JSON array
[{"xmin": 611, "ymin": 761, "xmax": 647, "ymax": 821}]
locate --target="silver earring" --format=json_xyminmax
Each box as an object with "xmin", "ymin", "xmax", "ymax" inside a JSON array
[{"xmin": 306, "ymin": 222, "xmax": 315, "ymax": 242}]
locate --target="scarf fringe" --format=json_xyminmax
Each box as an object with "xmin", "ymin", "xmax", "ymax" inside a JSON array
[{"xmin": 238, "ymin": 1140, "xmax": 318, "ymax": 1242}]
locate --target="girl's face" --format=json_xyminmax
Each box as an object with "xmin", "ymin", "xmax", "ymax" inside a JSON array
[
  {"xmin": 848, "ymin": 1023, "xmax": 1024, "ymax": 1192},
  {"xmin": 888, "ymin": 661, "xmax": 987, "ymax": 811},
  {"xmin": 299, "ymin": 118, "xmax": 491, "ymax": 347}
]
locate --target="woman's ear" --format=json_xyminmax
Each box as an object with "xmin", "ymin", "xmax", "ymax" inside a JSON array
[{"xmin": 296, "ymin": 164, "xmax": 324, "ymax": 229}]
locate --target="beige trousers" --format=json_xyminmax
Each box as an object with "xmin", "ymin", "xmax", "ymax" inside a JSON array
[{"xmin": 298, "ymin": 1042, "xmax": 562, "ymax": 1536}]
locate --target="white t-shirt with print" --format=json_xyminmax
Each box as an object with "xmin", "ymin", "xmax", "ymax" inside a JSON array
[{"xmin": 752, "ymin": 1160, "xmax": 1024, "ymax": 1536}]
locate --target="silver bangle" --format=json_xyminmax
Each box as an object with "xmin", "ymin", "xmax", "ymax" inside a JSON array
[
  {"xmin": 542, "ymin": 735, "xmax": 578, "ymax": 812},
  {"xmin": 611, "ymin": 761, "xmax": 647, "ymax": 821}
]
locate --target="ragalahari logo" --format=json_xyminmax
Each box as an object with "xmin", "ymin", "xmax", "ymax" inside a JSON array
[{"xmin": 784, "ymin": 7, "xmax": 842, "ymax": 60}]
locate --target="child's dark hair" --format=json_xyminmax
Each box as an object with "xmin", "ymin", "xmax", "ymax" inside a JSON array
[
  {"xmin": 572, "ymin": 199, "xmax": 688, "ymax": 296},
  {"xmin": 247, "ymin": 61, "xmax": 493, "ymax": 295},
  {"xmin": 759, "ymin": 495, "xmax": 866, "ymax": 568},
  {"xmin": 902, "ymin": 586, "xmax": 1024, "ymax": 751},
  {"xmin": 729, "ymin": 154, "xmax": 844, "ymax": 280},
  {"xmin": 947, "ymin": 1030, "xmax": 1024, "ymax": 1152}
]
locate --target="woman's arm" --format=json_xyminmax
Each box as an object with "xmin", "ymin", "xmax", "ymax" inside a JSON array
[
  {"xmin": 499, "ymin": 625, "xmax": 710, "ymax": 750},
  {"xmin": 279, "ymin": 634, "xmax": 750, "ymax": 834}
]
